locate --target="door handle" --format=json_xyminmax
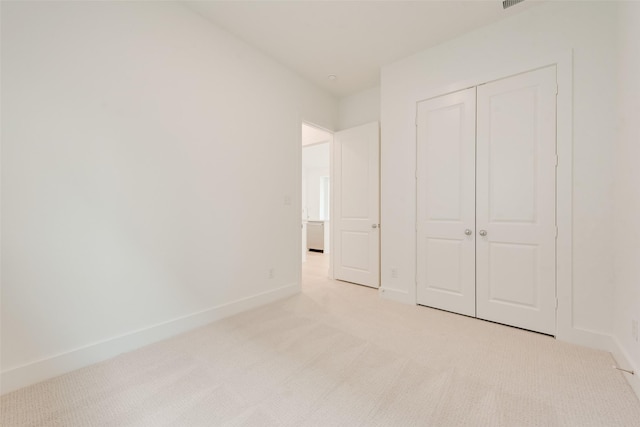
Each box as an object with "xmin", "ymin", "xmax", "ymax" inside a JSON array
[
  {"xmin": 464, "ymin": 229, "xmax": 472, "ymax": 236},
  {"xmin": 372, "ymin": 224, "xmax": 379, "ymax": 229},
  {"xmin": 479, "ymin": 230, "xmax": 487, "ymax": 237}
]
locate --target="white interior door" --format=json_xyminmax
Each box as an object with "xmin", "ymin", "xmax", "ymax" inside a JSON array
[
  {"xmin": 334, "ymin": 122, "xmax": 380, "ymax": 288},
  {"xmin": 416, "ymin": 88, "xmax": 477, "ymax": 316},
  {"xmin": 476, "ymin": 66, "xmax": 557, "ymax": 335}
]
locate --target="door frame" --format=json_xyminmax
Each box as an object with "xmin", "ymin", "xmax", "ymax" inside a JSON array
[{"xmin": 413, "ymin": 50, "xmax": 575, "ymax": 342}]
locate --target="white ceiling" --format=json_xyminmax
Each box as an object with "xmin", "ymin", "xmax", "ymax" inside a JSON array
[{"xmin": 185, "ymin": 1, "xmax": 544, "ymax": 98}]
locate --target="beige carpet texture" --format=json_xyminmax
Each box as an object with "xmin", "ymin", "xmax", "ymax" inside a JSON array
[{"xmin": 2, "ymin": 252, "xmax": 640, "ymax": 426}]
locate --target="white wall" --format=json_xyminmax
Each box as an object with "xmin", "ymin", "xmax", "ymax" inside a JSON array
[
  {"xmin": 302, "ymin": 143, "xmax": 330, "ymax": 254},
  {"xmin": 380, "ymin": 2, "xmax": 617, "ymax": 344},
  {"xmin": 338, "ymin": 86, "xmax": 380, "ymax": 131},
  {"xmin": 302, "ymin": 143, "xmax": 330, "ymax": 221},
  {"xmin": 612, "ymin": 1, "xmax": 640, "ymax": 395},
  {"xmin": 1, "ymin": 1, "xmax": 337, "ymax": 393},
  {"xmin": 304, "ymin": 168, "xmax": 330, "ymax": 221}
]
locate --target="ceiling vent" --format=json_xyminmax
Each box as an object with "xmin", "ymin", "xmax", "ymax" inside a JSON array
[{"xmin": 503, "ymin": 0, "xmax": 525, "ymax": 9}]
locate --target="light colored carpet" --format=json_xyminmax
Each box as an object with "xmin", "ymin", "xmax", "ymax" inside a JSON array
[{"xmin": 2, "ymin": 252, "xmax": 640, "ymax": 426}]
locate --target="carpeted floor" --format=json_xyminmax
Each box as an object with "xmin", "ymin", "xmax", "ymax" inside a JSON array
[{"xmin": 2, "ymin": 252, "xmax": 640, "ymax": 426}]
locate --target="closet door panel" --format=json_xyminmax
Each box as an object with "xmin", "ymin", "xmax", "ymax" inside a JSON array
[
  {"xmin": 476, "ymin": 66, "xmax": 557, "ymax": 335},
  {"xmin": 416, "ymin": 88, "xmax": 476, "ymax": 316}
]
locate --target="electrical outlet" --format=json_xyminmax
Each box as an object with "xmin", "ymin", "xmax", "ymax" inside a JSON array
[
  {"xmin": 391, "ymin": 268, "xmax": 398, "ymax": 278},
  {"xmin": 269, "ymin": 268, "xmax": 275, "ymax": 279},
  {"xmin": 284, "ymin": 195, "xmax": 292, "ymax": 206},
  {"xmin": 632, "ymin": 318, "xmax": 638, "ymax": 343}
]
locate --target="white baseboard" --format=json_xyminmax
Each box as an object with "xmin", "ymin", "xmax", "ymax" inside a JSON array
[
  {"xmin": 379, "ymin": 286, "xmax": 410, "ymax": 304},
  {"xmin": 1, "ymin": 283, "xmax": 299, "ymax": 395},
  {"xmin": 556, "ymin": 326, "xmax": 615, "ymax": 352},
  {"xmin": 609, "ymin": 336, "xmax": 640, "ymax": 402},
  {"xmin": 557, "ymin": 329, "xmax": 640, "ymax": 402}
]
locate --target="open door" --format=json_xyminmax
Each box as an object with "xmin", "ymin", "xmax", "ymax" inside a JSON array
[{"xmin": 333, "ymin": 122, "xmax": 380, "ymax": 288}]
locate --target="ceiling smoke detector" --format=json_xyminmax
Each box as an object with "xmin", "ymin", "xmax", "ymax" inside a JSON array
[
  {"xmin": 328, "ymin": 74, "xmax": 337, "ymax": 81},
  {"xmin": 503, "ymin": 0, "xmax": 525, "ymax": 9}
]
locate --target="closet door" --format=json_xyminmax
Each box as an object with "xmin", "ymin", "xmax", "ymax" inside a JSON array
[
  {"xmin": 476, "ymin": 66, "xmax": 557, "ymax": 335},
  {"xmin": 416, "ymin": 88, "xmax": 476, "ymax": 316}
]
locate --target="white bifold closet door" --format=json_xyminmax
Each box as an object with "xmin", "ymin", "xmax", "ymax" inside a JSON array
[{"xmin": 417, "ymin": 66, "xmax": 557, "ymax": 335}]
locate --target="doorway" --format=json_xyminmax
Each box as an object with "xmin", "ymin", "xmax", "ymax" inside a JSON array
[
  {"xmin": 301, "ymin": 121, "xmax": 381, "ymax": 289},
  {"xmin": 301, "ymin": 123, "xmax": 333, "ymax": 274}
]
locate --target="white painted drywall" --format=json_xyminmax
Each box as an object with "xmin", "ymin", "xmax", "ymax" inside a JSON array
[
  {"xmin": 381, "ymin": 2, "xmax": 617, "ymax": 339},
  {"xmin": 304, "ymin": 168, "xmax": 330, "ymax": 221},
  {"xmin": 302, "ymin": 143, "xmax": 330, "ymax": 221},
  {"xmin": 612, "ymin": 1, "xmax": 640, "ymax": 393},
  {"xmin": 1, "ymin": 1, "xmax": 337, "ymax": 392},
  {"xmin": 338, "ymin": 86, "xmax": 381, "ymax": 131}
]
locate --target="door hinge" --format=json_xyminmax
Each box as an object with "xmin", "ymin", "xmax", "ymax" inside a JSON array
[
  {"xmin": 555, "ymin": 84, "xmax": 559, "ymax": 95},
  {"xmin": 554, "ymin": 155, "xmax": 559, "ymax": 167},
  {"xmin": 555, "ymin": 226, "xmax": 558, "ymax": 238},
  {"xmin": 555, "ymin": 298, "xmax": 559, "ymax": 309}
]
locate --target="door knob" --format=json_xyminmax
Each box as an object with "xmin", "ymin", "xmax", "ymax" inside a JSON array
[
  {"xmin": 479, "ymin": 230, "xmax": 487, "ymax": 237},
  {"xmin": 464, "ymin": 229, "xmax": 472, "ymax": 236},
  {"xmin": 372, "ymin": 224, "xmax": 378, "ymax": 229}
]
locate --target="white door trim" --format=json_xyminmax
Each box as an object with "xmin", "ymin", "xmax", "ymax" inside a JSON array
[{"xmin": 412, "ymin": 50, "xmax": 576, "ymax": 343}]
